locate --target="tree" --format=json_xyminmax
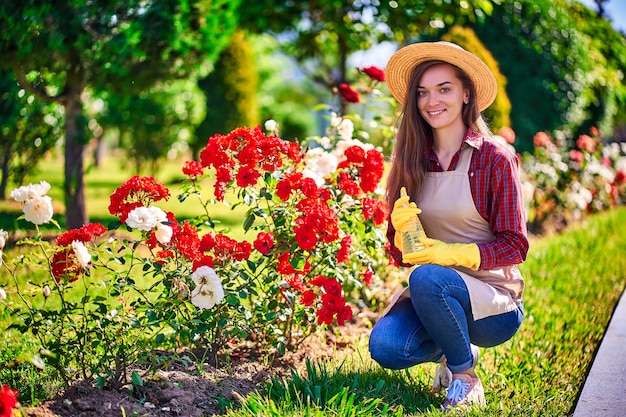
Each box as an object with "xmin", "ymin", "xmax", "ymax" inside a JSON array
[
  {"xmin": 238, "ymin": 0, "xmax": 496, "ymax": 93},
  {"xmin": 96, "ymin": 78, "xmax": 205, "ymax": 175},
  {"xmin": 472, "ymin": 0, "xmax": 626, "ymax": 150},
  {"xmin": 0, "ymin": 70, "xmax": 62, "ymax": 199},
  {"xmin": 194, "ymin": 30, "xmax": 259, "ymax": 158},
  {"xmin": 0, "ymin": 0, "xmax": 240, "ymax": 228}
]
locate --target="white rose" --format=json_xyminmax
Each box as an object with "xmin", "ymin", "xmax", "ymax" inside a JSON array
[
  {"xmin": 125, "ymin": 206, "xmax": 159, "ymax": 231},
  {"xmin": 43, "ymin": 286, "xmax": 51, "ymax": 297},
  {"xmin": 0, "ymin": 287, "xmax": 6, "ymax": 300},
  {"xmin": 305, "ymin": 150, "xmax": 338, "ymax": 178},
  {"xmin": 337, "ymin": 118, "xmax": 354, "ymax": 140},
  {"xmin": 191, "ymin": 266, "xmax": 224, "ymax": 310},
  {"xmin": 29, "ymin": 181, "xmax": 51, "ymax": 198},
  {"xmin": 0, "ymin": 229, "xmax": 7, "ymax": 250},
  {"xmin": 150, "ymin": 206, "xmax": 168, "ymax": 222},
  {"xmin": 330, "ymin": 112, "xmax": 341, "ymax": 128},
  {"xmin": 154, "ymin": 223, "xmax": 173, "ymax": 244},
  {"xmin": 10, "ymin": 185, "xmax": 32, "ymax": 203},
  {"xmin": 23, "ymin": 195, "xmax": 54, "ymax": 225},
  {"xmin": 301, "ymin": 168, "xmax": 326, "ymax": 187},
  {"xmin": 264, "ymin": 119, "xmax": 278, "ymax": 132},
  {"xmin": 72, "ymin": 241, "xmax": 92, "ymax": 269}
]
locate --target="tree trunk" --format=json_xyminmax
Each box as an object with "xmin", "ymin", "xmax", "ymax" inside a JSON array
[
  {"xmin": 0, "ymin": 152, "xmax": 9, "ymax": 200},
  {"xmin": 64, "ymin": 97, "xmax": 88, "ymax": 229}
]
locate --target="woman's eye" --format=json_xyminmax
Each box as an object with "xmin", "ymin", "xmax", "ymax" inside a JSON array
[
  {"xmin": 418, "ymin": 91, "xmax": 427, "ymax": 97},
  {"xmin": 440, "ymin": 87, "xmax": 450, "ymax": 93}
]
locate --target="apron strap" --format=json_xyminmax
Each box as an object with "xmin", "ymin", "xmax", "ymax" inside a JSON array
[{"xmin": 456, "ymin": 145, "xmax": 474, "ymax": 173}]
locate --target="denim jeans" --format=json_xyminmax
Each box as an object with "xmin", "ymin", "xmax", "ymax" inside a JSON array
[{"xmin": 369, "ymin": 265, "xmax": 524, "ymax": 374}]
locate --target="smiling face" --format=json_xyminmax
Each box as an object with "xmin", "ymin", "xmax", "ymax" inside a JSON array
[{"xmin": 417, "ymin": 63, "xmax": 469, "ymax": 132}]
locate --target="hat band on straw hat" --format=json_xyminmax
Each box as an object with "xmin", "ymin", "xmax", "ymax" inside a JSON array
[{"xmin": 385, "ymin": 41, "xmax": 497, "ymax": 112}]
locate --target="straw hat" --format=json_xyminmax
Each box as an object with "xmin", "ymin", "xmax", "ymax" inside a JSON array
[{"xmin": 386, "ymin": 41, "xmax": 497, "ymax": 111}]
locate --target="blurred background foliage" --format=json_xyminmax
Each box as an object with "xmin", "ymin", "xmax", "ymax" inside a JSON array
[{"xmin": 1, "ymin": 0, "xmax": 625, "ymax": 220}]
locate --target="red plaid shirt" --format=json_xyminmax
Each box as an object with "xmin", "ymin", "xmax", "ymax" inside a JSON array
[{"xmin": 387, "ymin": 129, "xmax": 529, "ymax": 270}]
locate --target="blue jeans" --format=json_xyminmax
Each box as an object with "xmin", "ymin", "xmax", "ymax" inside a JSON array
[{"xmin": 369, "ymin": 265, "xmax": 524, "ymax": 374}]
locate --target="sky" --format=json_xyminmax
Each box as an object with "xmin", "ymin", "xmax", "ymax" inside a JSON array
[{"xmin": 579, "ymin": 0, "xmax": 626, "ymax": 32}]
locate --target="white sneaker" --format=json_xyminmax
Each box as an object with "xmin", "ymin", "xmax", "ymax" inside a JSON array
[
  {"xmin": 442, "ymin": 374, "xmax": 486, "ymax": 411},
  {"xmin": 432, "ymin": 360, "xmax": 453, "ymax": 392},
  {"xmin": 431, "ymin": 345, "xmax": 479, "ymax": 392}
]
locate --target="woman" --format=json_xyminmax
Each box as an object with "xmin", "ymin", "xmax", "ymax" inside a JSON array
[{"xmin": 368, "ymin": 41, "xmax": 528, "ymax": 411}]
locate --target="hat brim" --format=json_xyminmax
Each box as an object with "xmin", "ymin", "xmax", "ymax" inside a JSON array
[{"xmin": 386, "ymin": 41, "xmax": 497, "ymax": 112}]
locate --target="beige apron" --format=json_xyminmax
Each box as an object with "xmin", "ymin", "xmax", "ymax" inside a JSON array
[{"xmin": 385, "ymin": 144, "xmax": 524, "ymax": 320}]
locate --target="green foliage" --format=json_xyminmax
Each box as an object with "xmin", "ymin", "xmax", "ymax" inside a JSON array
[
  {"xmin": 442, "ymin": 26, "xmax": 512, "ymax": 131},
  {"xmin": 472, "ymin": 0, "xmax": 626, "ymax": 151},
  {"xmin": 0, "ymin": 0, "xmax": 241, "ymax": 227},
  {"xmin": 238, "ymin": 0, "xmax": 495, "ymax": 90},
  {"xmin": 94, "ymin": 78, "xmax": 206, "ymax": 176},
  {"xmin": 195, "ymin": 30, "xmax": 259, "ymax": 155},
  {"xmin": 252, "ymin": 34, "xmax": 320, "ymax": 142},
  {"xmin": 0, "ymin": 70, "xmax": 62, "ymax": 199}
]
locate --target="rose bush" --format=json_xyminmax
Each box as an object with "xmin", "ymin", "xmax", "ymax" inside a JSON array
[
  {"xmin": 0, "ymin": 118, "xmax": 389, "ymax": 388},
  {"xmin": 521, "ymin": 126, "xmax": 626, "ymax": 234}
]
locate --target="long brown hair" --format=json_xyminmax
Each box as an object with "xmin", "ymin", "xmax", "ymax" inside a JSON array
[{"xmin": 385, "ymin": 60, "xmax": 491, "ymax": 213}]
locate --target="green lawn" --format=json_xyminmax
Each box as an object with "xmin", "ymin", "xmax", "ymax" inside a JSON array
[{"xmin": 0, "ymin": 154, "xmax": 248, "ymax": 239}]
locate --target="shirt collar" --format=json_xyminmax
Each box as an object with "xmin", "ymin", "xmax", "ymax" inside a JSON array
[
  {"xmin": 426, "ymin": 128, "xmax": 483, "ymax": 154},
  {"xmin": 464, "ymin": 128, "xmax": 483, "ymax": 150}
]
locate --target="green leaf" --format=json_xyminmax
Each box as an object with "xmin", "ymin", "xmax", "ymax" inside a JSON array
[
  {"xmin": 131, "ymin": 370, "xmax": 143, "ymax": 387},
  {"xmin": 226, "ymin": 294, "xmax": 239, "ymax": 305},
  {"xmin": 246, "ymin": 259, "xmax": 257, "ymax": 272},
  {"xmin": 312, "ymin": 103, "xmax": 331, "ymax": 112},
  {"xmin": 108, "ymin": 220, "xmax": 122, "ymax": 230},
  {"xmin": 290, "ymin": 256, "xmax": 305, "ymax": 270},
  {"xmin": 243, "ymin": 213, "xmax": 256, "ymax": 231}
]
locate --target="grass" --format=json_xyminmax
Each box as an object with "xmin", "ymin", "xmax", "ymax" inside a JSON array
[
  {"xmin": 224, "ymin": 207, "xmax": 626, "ymax": 416},
  {"xmin": 1, "ymin": 154, "xmax": 626, "ymax": 415},
  {"xmin": 0, "ymin": 153, "xmax": 248, "ymax": 238}
]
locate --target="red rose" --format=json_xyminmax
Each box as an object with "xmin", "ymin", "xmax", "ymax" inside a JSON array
[
  {"xmin": 0, "ymin": 385, "xmax": 18, "ymax": 417},
  {"xmin": 182, "ymin": 160, "xmax": 204, "ymax": 178},
  {"xmin": 253, "ymin": 231, "xmax": 275, "ymax": 255},
  {"xmin": 300, "ymin": 290, "xmax": 317, "ymax": 306},
  {"xmin": 338, "ymin": 83, "xmax": 361, "ymax": 103},
  {"xmin": 336, "ymin": 304, "xmax": 353, "ymax": 325},
  {"xmin": 361, "ymin": 65, "xmax": 385, "ymax": 82}
]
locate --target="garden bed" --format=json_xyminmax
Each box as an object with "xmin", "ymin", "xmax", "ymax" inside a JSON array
[{"xmin": 25, "ymin": 308, "xmax": 378, "ymax": 417}]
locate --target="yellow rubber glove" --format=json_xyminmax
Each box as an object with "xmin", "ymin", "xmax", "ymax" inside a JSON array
[
  {"xmin": 402, "ymin": 237, "xmax": 481, "ymax": 270},
  {"xmin": 390, "ymin": 187, "xmax": 422, "ymax": 250},
  {"xmin": 391, "ymin": 187, "xmax": 422, "ymax": 229}
]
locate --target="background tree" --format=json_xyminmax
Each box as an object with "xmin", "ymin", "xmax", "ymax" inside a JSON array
[
  {"xmin": 472, "ymin": 0, "xmax": 626, "ymax": 151},
  {"xmin": 0, "ymin": 0, "xmax": 240, "ymax": 228},
  {"xmin": 193, "ymin": 30, "xmax": 259, "ymax": 158},
  {"xmin": 0, "ymin": 70, "xmax": 62, "ymax": 200},
  {"xmin": 237, "ymin": 0, "xmax": 495, "ymax": 99},
  {"xmin": 96, "ymin": 78, "xmax": 205, "ymax": 175},
  {"xmin": 252, "ymin": 34, "xmax": 320, "ymax": 142}
]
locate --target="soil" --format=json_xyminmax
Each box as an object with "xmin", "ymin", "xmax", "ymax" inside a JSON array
[{"xmin": 24, "ymin": 308, "xmax": 379, "ymax": 417}]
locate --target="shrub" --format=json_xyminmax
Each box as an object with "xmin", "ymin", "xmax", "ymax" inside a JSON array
[{"xmin": 0, "ymin": 122, "xmax": 389, "ymax": 389}]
